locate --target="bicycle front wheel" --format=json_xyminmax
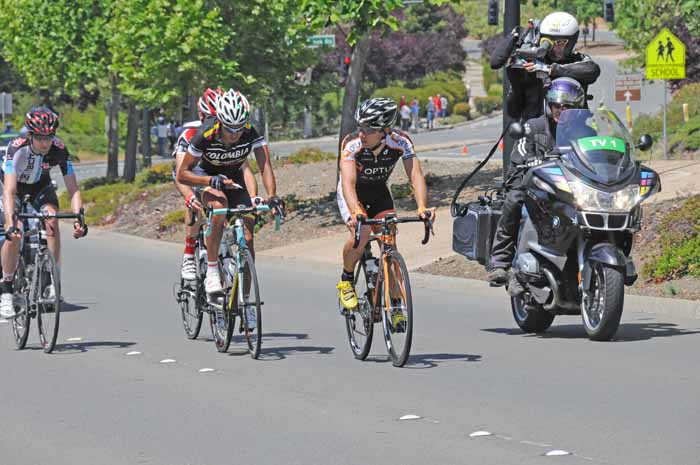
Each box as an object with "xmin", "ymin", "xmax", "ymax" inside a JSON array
[
  {"xmin": 239, "ymin": 248, "xmax": 262, "ymax": 359},
  {"xmin": 379, "ymin": 252, "xmax": 413, "ymax": 367},
  {"xmin": 11, "ymin": 258, "xmax": 30, "ymax": 350},
  {"xmin": 36, "ymin": 252, "xmax": 61, "ymax": 354},
  {"xmin": 344, "ymin": 259, "xmax": 374, "ymax": 360}
]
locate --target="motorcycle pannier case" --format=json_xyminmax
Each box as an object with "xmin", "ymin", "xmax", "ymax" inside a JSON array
[{"xmin": 452, "ymin": 201, "xmax": 501, "ymax": 265}]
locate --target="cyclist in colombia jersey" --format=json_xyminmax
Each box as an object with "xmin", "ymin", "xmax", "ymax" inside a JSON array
[
  {"xmin": 336, "ymin": 98, "xmax": 436, "ymax": 311},
  {"xmin": 176, "ymin": 89, "xmax": 284, "ymax": 295},
  {"xmin": 0, "ymin": 108, "xmax": 87, "ymax": 319}
]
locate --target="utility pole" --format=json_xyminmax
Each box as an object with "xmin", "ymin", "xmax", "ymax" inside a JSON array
[{"xmin": 502, "ymin": 0, "xmax": 520, "ymax": 175}]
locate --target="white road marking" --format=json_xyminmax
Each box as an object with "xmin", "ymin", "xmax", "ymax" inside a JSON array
[
  {"xmin": 159, "ymin": 359, "xmax": 176, "ymax": 363},
  {"xmin": 125, "ymin": 351, "xmax": 142, "ymax": 356},
  {"xmin": 66, "ymin": 337, "xmax": 83, "ymax": 342},
  {"xmin": 198, "ymin": 368, "xmax": 216, "ymax": 373},
  {"xmin": 399, "ymin": 414, "xmax": 421, "ymax": 420},
  {"xmin": 469, "ymin": 431, "xmax": 493, "ymax": 437},
  {"xmin": 545, "ymin": 450, "xmax": 571, "ymax": 456}
]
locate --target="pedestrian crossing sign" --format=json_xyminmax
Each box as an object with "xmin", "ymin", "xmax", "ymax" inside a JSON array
[{"xmin": 646, "ymin": 28, "xmax": 686, "ymax": 80}]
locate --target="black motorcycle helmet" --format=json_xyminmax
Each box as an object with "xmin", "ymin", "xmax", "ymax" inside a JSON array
[{"xmin": 545, "ymin": 77, "xmax": 585, "ymax": 120}]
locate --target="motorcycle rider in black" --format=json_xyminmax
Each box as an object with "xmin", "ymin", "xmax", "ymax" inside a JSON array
[
  {"xmin": 488, "ymin": 78, "xmax": 587, "ymax": 288},
  {"xmin": 490, "ymin": 11, "xmax": 600, "ymax": 122}
]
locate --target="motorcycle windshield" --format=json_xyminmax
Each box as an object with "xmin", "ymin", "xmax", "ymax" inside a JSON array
[{"xmin": 556, "ymin": 109, "xmax": 636, "ymax": 185}]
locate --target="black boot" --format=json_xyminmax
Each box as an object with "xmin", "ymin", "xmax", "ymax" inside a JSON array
[{"xmin": 488, "ymin": 268, "xmax": 508, "ymax": 287}]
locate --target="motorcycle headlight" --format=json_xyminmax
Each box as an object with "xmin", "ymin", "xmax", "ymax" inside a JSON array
[{"xmin": 568, "ymin": 181, "xmax": 641, "ymax": 212}]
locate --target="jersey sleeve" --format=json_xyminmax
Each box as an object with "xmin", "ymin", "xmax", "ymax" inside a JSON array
[
  {"xmin": 187, "ymin": 119, "xmax": 217, "ymax": 158},
  {"xmin": 53, "ymin": 139, "xmax": 74, "ymax": 176},
  {"xmin": 3, "ymin": 142, "xmax": 21, "ymax": 175},
  {"xmin": 248, "ymin": 126, "xmax": 267, "ymax": 150},
  {"xmin": 388, "ymin": 131, "xmax": 416, "ymax": 160},
  {"xmin": 340, "ymin": 136, "xmax": 362, "ymax": 162}
]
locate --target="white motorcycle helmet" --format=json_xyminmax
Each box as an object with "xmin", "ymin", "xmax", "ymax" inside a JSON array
[{"xmin": 539, "ymin": 12, "xmax": 579, "ymax": 61}]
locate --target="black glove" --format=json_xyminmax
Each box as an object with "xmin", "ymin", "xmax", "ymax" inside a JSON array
[
  {"xmin": 4, "ymin": 226, "xmax": 19, "ymax": 241},
  {"xmin": 267, "ymin": 196, "xmax": 286, "ymax": 217},
  {"xmin": 209, "ymin": 174, "xmax": 229, "ymax": 191},
  {"xmin": 74, "ymin": 221, "xmax": 88, "ymax": 238}
]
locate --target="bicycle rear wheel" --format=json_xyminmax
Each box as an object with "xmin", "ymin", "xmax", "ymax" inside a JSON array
[
  {"xmin": 344, "ymin": 259, "xmax": 374, "ymax": 360},
  {"xmin": 239, "ymin": 248, "xmax": 262, "ymax": 359},
  {"xmin": 178, "ymin": 249, "xmax": 204, "ymax": 340},
  {"xmin": 36, "ymin": 252, "xmax": 61, "ymax": 354},
  {"xmin": 379, "ymin": 252, "xmax": 413, "ymax": 367},
  {"xmin": 11, "ymin": 258, "xmax": 30, "ymax": 350}
]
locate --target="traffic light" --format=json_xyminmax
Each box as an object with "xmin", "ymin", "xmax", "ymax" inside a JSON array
[
  {"xmin": 487, "ymin": 0, "xmax": 498, "ymax": 26},
  {"xmin": 604, "ymin": 0, "xmax": 614, "ymax": 22}
]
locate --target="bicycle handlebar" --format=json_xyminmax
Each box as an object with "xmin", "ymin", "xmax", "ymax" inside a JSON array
[
  {"xmin": 18, "ymin": 208, "xmax": 85, "ymax": 224},
  {"xmin": 352, "ymin": 213, "xmax": 434, "ymax": 249}
]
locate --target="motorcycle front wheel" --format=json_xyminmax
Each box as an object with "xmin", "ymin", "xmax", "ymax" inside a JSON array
[{"xmin": 581, "ymin": 263, "xmax": 624, "ymax": 341}]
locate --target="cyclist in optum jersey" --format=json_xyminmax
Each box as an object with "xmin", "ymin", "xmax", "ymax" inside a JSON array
[{"xmin": 336, "ymin": 98, "xmax": 435, "ymax": 313}]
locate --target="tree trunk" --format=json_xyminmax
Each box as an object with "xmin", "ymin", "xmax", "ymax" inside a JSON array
[
  {"xmin": 592, "ymin": 21, "xmax": 596, "ymax": 42},
  {"xmin": 338, "ymin": 35, "xmax": 371, "ymax": 154},
  {"xmin": 123, "ymin": 101, "xmax": 139, "ymax": 182},
  {"xmin": 106, "ymin": 75, "xmax": 120, "ymax": 180}
]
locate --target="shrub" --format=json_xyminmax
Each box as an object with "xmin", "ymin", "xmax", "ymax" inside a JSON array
[
  {"xmin": 160, "ymin": 209, "xmax": 186, "ymax": 229},
  {"xmin": 441, "ymin": 114, "xmax": 468, "ymax": 125},
  {"xmin": 283, "ymin": 147, "xmax": 336, "ymax": 165},
  {"xmin": 137, "ymin": 162, "xmax": 174, "ymax": 186},
  {"xmin": 487, "ymin": 84, "xmax": 503, "ymax": 98},
  {"xmin": 453, "ymin": 102, "xmax": 471, "ymax": 118},
  {"xmin": 390, "ymin": 183, "xmax": 412, "ymax": 199},
  {"xmin": 643, "ymin": 195, "xmax": 700, "ymax": 280},
  {"xmin": 473, "ymin": 96, "xmax": 502, "ymax": 115}
]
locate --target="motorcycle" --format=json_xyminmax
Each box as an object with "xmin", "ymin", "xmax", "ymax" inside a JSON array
[{"xmin": 454, "ymin": 109, "xmax": 659, "ymax": 341}]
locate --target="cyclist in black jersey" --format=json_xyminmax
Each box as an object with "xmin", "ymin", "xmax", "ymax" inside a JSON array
[
  {"xmin": 0, "ymin": 108, "xmax": 87, "ymax": 319},
  {"xmin": 176, "ymin": 89, "xmax": 284, "ymax": 295},
  {"xmin": 336, "ymin": 98, "xmax": 436, "ymax": 311}
]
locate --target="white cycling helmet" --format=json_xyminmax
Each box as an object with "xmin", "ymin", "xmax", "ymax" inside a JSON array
[
  {"xmin": 539, "ymin": 12, "xmax": 579, "ymax": 60},
  {"xmin": 215, "ymin": 89, "xmax": 250, "ymax": 128}
]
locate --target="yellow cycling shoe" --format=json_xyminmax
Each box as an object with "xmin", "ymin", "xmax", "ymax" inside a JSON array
[
  {"xmin": 390, "ymin": 301, "xmax": 407, "ymax": 333},
  {"xmin": 336, "ymin": 280, "xmax": 358, "ymax": 311}
]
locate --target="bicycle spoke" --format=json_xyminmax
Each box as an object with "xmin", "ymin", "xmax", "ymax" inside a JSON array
[
  {"xmin": 380, "ymin": 253, "xmax": 413, "ymax": 367},
  {"xmin": 36, "ymin": 253, "xmax": 61, "ymax": 354}
]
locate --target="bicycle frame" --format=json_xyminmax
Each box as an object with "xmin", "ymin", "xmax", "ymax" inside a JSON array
[
  {"xmin": 354, "ymin": 213, "xmax": 433, "ymax": 318},
  {"xmin": 205, "ymin": 205, "xmax": 270, "ymax": 310}
]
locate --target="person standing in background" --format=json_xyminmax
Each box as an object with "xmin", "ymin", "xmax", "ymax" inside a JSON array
[
  {"xmin": 426, "ymin": 96, "xmax": 436, "ymax": 130},
  {"xmin": 411, "ymin": 97, "xmax": 420, "ymax": 131},
  {"xmin": 400, "ymin": 102, "xmax": 411, "ymax": 131},
  {"xmin": 440, "ymin": 95, "xmax": 448, "ymax": 117}
]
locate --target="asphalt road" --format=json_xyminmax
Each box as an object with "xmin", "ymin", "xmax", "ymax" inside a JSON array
[{"xmin": 1, "ymin": 227, "xmax": 699, "ymax": 465}]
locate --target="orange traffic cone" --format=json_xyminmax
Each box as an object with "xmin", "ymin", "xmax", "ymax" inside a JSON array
[
  {"xmin": 499, "ymin": 140, "xmax": 504, "ymax": 152},
  {"xmin": 462, "ymin": 145, "xmax": 468, "ymax": 155}
]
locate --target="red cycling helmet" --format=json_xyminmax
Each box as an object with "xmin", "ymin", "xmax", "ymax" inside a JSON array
[
  {"xmin": 25, "ymin": 107, "xmax": 59, "ymax": 136},
  {"xmin": 197, "ymin": 87, "xmax": 223, "ymax": 121}
]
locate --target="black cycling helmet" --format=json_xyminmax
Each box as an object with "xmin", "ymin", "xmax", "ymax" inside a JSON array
[
  {"xmin": 25, "ymin": 106, "xmax": 59, "ymax": 136},
  {"xmin": 355, "ymin": 98, "xmax": 398, "ymax": 129},
  {"xmin": 545, "ymin": 77, "xmax": 585, "ymax": 119}
]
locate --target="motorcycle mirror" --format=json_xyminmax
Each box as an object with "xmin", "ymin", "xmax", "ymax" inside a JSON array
[
  {"xmin": 636, "ymin": 134, "xmax": 653, "ymax": 151},
  {"xmin": 508, "ymin": 122, "xmax": 525, "ymax": 139}
]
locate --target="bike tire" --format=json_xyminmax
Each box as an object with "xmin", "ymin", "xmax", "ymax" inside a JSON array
[
  {"xmin": 209, "ymin": 258, "xmax": 234, "ymax": 353},
  {"xmin": 344, "ymin": 259, "xmax": 374, "ymax": 360},
  {"xmin": 239, "ymin": 248, "xmax": 262, "ymax": 359},
  {"xmin": 11, "ymin": 258, "xmax": 30, "ymax": 350},
  {"xmin": 36, "ymin": 252, "xmax": 61, "ymax": 354},
  {"xmin": 379, "ymin": 252, "xmax": 413, "ymax": 367}
]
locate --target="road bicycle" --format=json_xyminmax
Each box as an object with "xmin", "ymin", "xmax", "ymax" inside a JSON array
[{"xmin": 343, "ymin": 212, "xmax": 432, "ymax": 367}]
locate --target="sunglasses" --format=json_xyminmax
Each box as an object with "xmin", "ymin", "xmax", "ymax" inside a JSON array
[
  {"xmin": 221, "ymin": 123, "xmax": 246, "ymax": 134},
  {"xmin": 552, "ymin": 39, "xmax": 569, "ymax": 47},
  {"xmin": 358, "ymin": 126, "xmax": 383, "ymax": 135},
  {"xmin": 551, "ymin": 103, "xmax": 575, "ymax": 110},
  {"xmin": 32, "ymin": 135, "xmax": 54, "ymax": 142}
]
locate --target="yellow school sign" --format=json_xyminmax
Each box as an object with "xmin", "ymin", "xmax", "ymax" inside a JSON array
[{"xmin": 646, "ymin": 28, "xmax": 686, "ymax": 80}]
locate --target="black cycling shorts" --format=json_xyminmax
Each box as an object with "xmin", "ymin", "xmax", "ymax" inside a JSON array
[{"xmin": 337, "ymin": 180, "xmax": 395, "ymax": 223}]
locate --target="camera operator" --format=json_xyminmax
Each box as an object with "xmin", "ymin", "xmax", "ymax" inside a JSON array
[{"xmin": 490, "ymin": 11, "xmax": 601, "ymax": 122}]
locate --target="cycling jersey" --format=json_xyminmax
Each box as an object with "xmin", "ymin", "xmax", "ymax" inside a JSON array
[
  {"xmin": 339, "ymin": 129, "xmax": 415, "ymax": 185},
  {"xmin": 3, "ymin": 137, "xmax": 74, "ymax": 185},
  {"xmin": 337, "ymin": 129, "xmax": 416, "ymax": 223},
  {"xmin": 187, "ymin": 117, "xmax": 266, "ymax": 177},
  {"xmin": 171, "ymin": 120, "xmax": 201, "ymax": 158}
]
